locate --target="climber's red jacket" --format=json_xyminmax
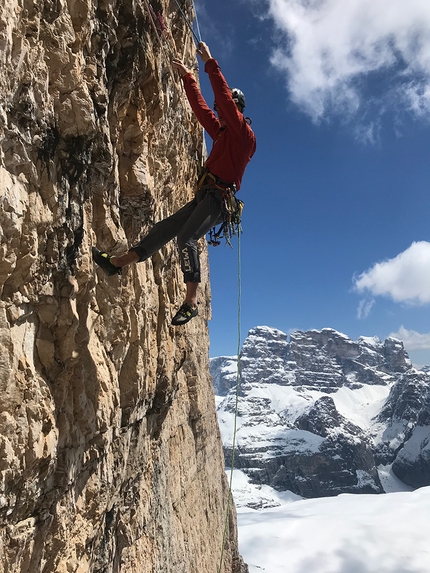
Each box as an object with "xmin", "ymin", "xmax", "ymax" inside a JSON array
[{"xmin": 183, "ymin": 58, "xmax": 256, "ymax": 191}]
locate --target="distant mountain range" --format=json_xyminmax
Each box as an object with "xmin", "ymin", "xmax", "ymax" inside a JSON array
[{"xmin": 211, "ymin": 327, "xmax": 430, "ymax": 500}]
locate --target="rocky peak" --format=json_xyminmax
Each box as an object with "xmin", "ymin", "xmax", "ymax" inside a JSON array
[
  {"xmin": 296, "ymin": 395, "xmax": 364, "ymax": 439},
  {"xmin": 211, "ymin": 355, "xmax": 238, "ymax": 396},
  {"xmin": 237, "ymin": 326, "xmax": 411, "ymax": 394},
  {"xmin": 379, "ymin": 370, "xmax": 430, "ymax": 425},
  {"xmin": 383, "ymin": 336, "xmax": 413, "ymax": 372},
  {"xmin": 240, "ymin": 326, "xmax": 290, "ymax": 387}
]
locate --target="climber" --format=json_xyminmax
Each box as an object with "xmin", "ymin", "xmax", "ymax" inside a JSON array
[{"xmin": 92, "ymin": 41, "xmax": 256, "ymax": 326}]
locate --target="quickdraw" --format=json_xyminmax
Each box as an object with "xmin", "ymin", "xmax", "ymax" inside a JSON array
[
  {"xmin": 142, "ymin": 0, "xmax": 176, "ymax": 59},
  {"xmin": 195, "ymin": 170, "xmax": 244, "ymax": 248},
  {"xmin": 208, "ymin": 191, "xmax": 244, "ymax": 248},
  {"xmin": 148, "ymin": 5, "xmax": 168, "ymax": 38},
  {"xmin": 143, "ymin": 0, "xmax": 201, "ymax": 56}
]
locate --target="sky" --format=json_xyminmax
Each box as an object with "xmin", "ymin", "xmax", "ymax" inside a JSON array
[
  {"xmin": 189, "ymin": 0, "xmax": 430, "ymax": 366},
  {"xmin": 232, "ymin": 469, "xmax": 430, "ymax": 573}
]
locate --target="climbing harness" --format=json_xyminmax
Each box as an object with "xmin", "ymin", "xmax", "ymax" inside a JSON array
[
  {"xmin": 217, "ymin": 228, "xmax": 242, "ymax": 573},
  {"xmin": 194, "ymin": 169, "xmax": 244, "ymax": 248}
]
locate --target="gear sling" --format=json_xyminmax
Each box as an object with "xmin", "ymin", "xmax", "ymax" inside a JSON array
[{"xmin": 195, "ymin": 169, "xmax": 244, "ymax": 247}]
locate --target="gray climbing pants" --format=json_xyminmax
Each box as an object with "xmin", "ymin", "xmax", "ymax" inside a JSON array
[{"xmin": 130, "ymin": 186, "xmax": 224, "ymax": 283}]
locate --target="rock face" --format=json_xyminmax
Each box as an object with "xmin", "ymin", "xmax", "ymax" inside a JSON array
[
  {"xmin": 0, "ymin": 2, "xmax": 245, "ymax": 572},
  {"xmin": 211, "ymin": 356, "xmax": 238, "ymax": 396},
  {"xmin": 212, "ymin": 326, "xmax": 430, "ymax": 499},
  {"xmin": 377, "ymin": 370, "xmax": 430, "ymax": 488}
]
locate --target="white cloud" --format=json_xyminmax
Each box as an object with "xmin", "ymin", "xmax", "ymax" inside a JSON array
[
  {"xmin": 389, "ymin": 326, "xmax": 430, "ymax": 351},
  {"xmin": 356, "ymin": 298, "xmax": 375, "ymax": 320},
  {"xmin": 403, "ymin": 81, "xmax": 430, "ymax": 118},
  {"xmin": 353, "ymin": 121, "xmax": 381, "ymax": 146},
  {"xmin": 353, "ymin": 241, "xmax": 430, "ymax": 305},
  {"xmin": 265, "ymin": 0, "xmax": 430, "ymax": 121}
]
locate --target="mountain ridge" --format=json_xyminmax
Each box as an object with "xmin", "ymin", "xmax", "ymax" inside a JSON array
[{"xmin": 212, "ymin": 326, "xmax": 430, "ymax": 500}]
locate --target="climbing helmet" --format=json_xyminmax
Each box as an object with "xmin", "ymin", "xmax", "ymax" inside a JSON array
[{"xmin": 214, "ymin": 88, "xmax": 246, "ymax": 113}]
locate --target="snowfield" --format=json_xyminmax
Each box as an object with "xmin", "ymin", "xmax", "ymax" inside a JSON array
[{"xmin": 232, "ymin": 469, "xmax": 430, "ymax": 573}]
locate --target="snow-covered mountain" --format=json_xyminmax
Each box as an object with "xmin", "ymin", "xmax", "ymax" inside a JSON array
[{"xmin": 211, "ymin": 326, "xmax": 430, "ymax": 500}]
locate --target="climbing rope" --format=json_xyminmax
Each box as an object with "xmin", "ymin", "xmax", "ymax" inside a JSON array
[
  {"xmin": 171, "ymin": 0, "xmax": 202, "ymax": 45},
  {"xmin": 141, "ymin": 6, "xmax": 244, "ymax": 566},
  {"xmin": 217, "ymin": 231, "xmax": 242, "ymax": 573},
  {"xmin": 193, "ymin": 1, "xmax": 202, "ymax": 45},
  {"xmin": 141, "ymin": 0, "xmax": 205, "ymax": 166},
  {"xmin": 142, "ymin": 0, "xmax": 177, "ymax": 64}
]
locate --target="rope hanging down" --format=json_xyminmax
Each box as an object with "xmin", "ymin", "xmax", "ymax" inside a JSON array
[{"xmin": 217, "ymin": 231, "xmax": 243, "ymax": 573}]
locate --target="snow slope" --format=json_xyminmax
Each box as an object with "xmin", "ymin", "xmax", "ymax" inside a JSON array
[{"xmin": 236, "ymin": 481, "xmax": 430, "ymax": 573}]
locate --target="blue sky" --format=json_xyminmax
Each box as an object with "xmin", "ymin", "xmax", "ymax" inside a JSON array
[{"xmin": 189, "ymin": 0, "xmax": 430, "ymax": 366}]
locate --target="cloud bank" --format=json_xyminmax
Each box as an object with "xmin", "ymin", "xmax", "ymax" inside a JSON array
[
  {"xmin": 265, "ymin": 0, "xmax": 430, "ymax": 121},
  {"xmin": 390, "ymin": 326, "xmax": 430, "ymax": 351},
  {"xmin": 353, "ymin": 241, "xmax": 430, "ymax": 305}
]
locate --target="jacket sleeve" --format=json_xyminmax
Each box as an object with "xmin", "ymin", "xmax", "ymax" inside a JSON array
[
  {"xmin": 182, "ymin": 72, "xmax": 221, "ymax": 141},
  {"xmin": 204, "ymin": 58, "xmax": 252, "ymax": 142}
]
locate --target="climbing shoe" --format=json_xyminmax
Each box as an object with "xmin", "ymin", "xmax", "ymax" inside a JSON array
[
  {"xmin": 92, "ymin": 247, "xmax": 122, "ymax": 276},
  {"xmin": 171, "ymin": 302, "xmax": 198, "ymax": 326}
]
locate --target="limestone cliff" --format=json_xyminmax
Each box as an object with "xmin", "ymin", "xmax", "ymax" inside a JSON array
[{"xmin": 0, "ymin": 1, "xmax": 245, "ymax": 571}]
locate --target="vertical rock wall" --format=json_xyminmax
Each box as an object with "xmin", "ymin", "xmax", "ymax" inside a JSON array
[{"xmin": 0, "ymin": 1, "xmax": 245, "ymax": 571}]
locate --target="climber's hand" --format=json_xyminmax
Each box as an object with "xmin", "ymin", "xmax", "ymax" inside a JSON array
[
  {"xmin": 172, "ymin": 58, "xmax": 190, "ymax": 77},
  {"xmin": 197, "ymin": 42, "xmax": 212, "ymax": 63}
]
